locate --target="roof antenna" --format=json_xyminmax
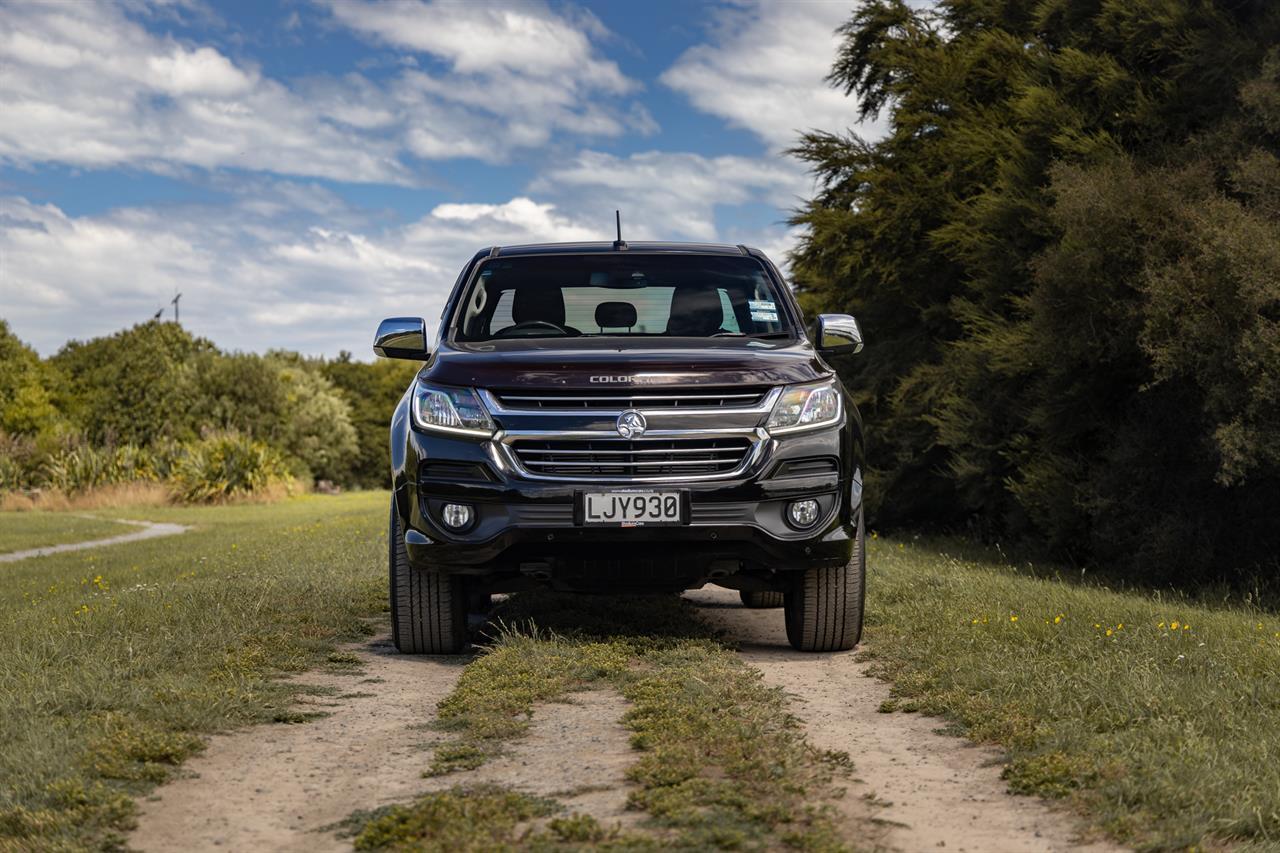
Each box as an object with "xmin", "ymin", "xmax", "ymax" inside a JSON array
[{"xmin": 613, "ymin": 209, "xmax": 628, "ymax": 251}]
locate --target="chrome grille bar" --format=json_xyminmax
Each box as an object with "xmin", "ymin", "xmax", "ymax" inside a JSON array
[
  {"xmin": 488, "ymin": 386, "xmax": 769, "ymax": 411},
  {"xmin": 508, "ymin": 437, "xmax": 754, "ymax": 480}
]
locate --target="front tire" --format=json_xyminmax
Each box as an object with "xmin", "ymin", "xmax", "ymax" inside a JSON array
[
  {"xmin": 784, "ymin": 511, "xmax": 865, "ymax": 652},
  {"xmin": 389, "ymin": 502, "xmax": 468, "ymax": 654},
  {"xmin": 740, "ymin": 590, "xmax": 784, "ymax": 608}
]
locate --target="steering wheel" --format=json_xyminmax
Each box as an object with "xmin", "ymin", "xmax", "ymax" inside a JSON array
[{"xmin": 493, "ymin": 320, "xmax": 574, "ymax": 338}]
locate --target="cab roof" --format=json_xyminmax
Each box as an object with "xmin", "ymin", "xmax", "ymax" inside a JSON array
[{"xmin": 485, "ymin": 241, "xmax": 760, "ymax": 258}]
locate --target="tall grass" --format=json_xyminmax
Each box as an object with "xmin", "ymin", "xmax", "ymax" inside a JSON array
[
  {"xmin": 1, "ymin": 432, "xmax": 292, "ymax": 507},
  {"xmin": 169, "ymin": 434, "xmax": 291, "ymax": 503}
]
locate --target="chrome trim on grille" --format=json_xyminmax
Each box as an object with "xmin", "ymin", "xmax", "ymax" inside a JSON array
[
  {"xmin": 479, "ymin": 385, "xmax": 783, "ymax": 483},
  {"xmin": 480, "ymin": 387, "xmax": 780, "ymax": 418},
  {"xmin": 493, "ymin": 428, "xmax": 771, "ymax": 483}
]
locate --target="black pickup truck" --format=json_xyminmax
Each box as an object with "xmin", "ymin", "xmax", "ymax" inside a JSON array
[{"xmin": 374, "ymin": 241, "xmax": 866, "ymax": 654}]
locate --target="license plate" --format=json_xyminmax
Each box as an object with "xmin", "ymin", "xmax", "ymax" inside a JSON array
[{"xmin": 582, "ymin": 491, "xmax": 682, "ymax": 527}]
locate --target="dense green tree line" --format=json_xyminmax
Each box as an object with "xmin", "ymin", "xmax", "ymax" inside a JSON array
[
  {"xmin": 793, "ymin": 0, "xmax": 1280, "ymax": 584},
  {"xmin": 0, "ymin": 319, "xmax": 417, "ymax": 492}
]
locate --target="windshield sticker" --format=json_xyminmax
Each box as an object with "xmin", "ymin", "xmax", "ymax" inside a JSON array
[
  {"xmin": 748, "ymin": 300, "xmax": 776, "ymax": 312},
  {"xmin": 750, "ymin": 310, "xmax": 779, "ymax": 323}
]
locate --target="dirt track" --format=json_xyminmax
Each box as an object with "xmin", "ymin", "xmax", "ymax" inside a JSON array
[
  {"xmin": 130, "ymin": 589, "xmax": 1121, "ymax": 852},
  {"xmin": 687, "ymin": 586, "xmax": 1120, "ymax": 853}
]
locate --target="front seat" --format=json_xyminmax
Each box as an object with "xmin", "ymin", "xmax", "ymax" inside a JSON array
[
  {"xmin": 666, "ymin": 286, "xmax": 724, "ymax": 336},
  {"xmin": 511, "ymin": 287, "xmax": 579, "ymax": 333}
]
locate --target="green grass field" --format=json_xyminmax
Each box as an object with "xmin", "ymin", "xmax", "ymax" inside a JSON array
[
  {"xmin": 2, "ymin": 495, "xmax": 1279, "ymax": 851},
  {"xmin": 0, "ymin": 492, "xmax": 387, "ymax": 851},
  {"xmin": 0, "ymin": 514, "xmax": 134, "ymax": 554},
  {"xmin": 863, "ymin": 534, "xmax": 1280, "ymax": 851}
]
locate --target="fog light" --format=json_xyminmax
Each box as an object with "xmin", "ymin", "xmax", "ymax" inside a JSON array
[
  {"xmin": 441, "ymin": 503, "xmax": 473, "ymax": 530},
  {"xmin": 788, "ymin": 499, "xmax": 820, "ymax": 529}
]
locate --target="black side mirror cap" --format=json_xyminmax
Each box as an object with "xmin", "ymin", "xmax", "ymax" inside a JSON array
[
  {"xmin": 816, "ymin": 314, "xmax": 864, "ymax": 356},
  {"xmin": 373, "ymin": 317, "xmax": 430, "ymax": 359}
]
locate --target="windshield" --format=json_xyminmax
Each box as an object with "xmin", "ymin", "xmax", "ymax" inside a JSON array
[{"xmin": 454, "ymin": 254, "xmax": 793, "ymax": 341}]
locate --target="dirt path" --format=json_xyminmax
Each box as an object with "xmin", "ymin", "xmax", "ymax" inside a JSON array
[
  {"xmin": 687, "ymin": 586, "xmax": 1122, "ymax": 853},
  {"xmin": 131, "ymin": 591, "xmax": 1123, "ymax": 853},
  {"xmin": 0, "ymin": 518, "xmax": 188, "ymax": 564},
  {"xmin": 129, "ymin": 635, "xmax": 639, "ymax": 852}
]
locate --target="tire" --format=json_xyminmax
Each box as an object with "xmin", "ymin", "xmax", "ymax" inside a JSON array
[
  {"xmin": 388, "ymin": 502, "xmax": 469, "ymax": 654},
  {"xmin": 784, "ymin": 511, "xmax": 865, "ymax": 652},
  {"xmin": 740, "ymin": 590, "xmax": 785, "ymax": 608}
]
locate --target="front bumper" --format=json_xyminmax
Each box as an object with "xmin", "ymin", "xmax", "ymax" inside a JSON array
[{"xmin": 393, "ymin": 420, "xmax": 860, "ymax": 593}]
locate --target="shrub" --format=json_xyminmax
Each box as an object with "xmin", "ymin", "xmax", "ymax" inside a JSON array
[
  {"xmin": 40, "ymin": 444, "xmax": 160, "ymax": 494},
  {"xmin": 169, "ymin": 433, "xmax": 291, "ymax": 503}
]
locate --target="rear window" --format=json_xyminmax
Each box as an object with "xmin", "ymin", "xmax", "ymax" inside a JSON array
[{"xmin": 454, "ymin": 254, "xmax": 790, "ymax": 341}]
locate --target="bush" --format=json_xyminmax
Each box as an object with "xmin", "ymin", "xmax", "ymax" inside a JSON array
[
  {"xmin": 169, "ymin": 433, "xmax": 292, "ymax": 503},
  {"xmin": 0, "ymin": 432, "xmax": 36, "ymax": 491},
  {"xmin": 40, "ymin": 444, "xmax": 161, "ymax": 494}
]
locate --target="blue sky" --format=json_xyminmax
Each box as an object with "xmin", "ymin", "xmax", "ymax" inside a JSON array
[{"xmin": 0, "ymin": 0, "xmax": 881, "ymax": 357}]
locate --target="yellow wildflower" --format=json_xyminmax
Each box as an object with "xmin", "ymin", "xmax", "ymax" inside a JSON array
[
  {"xmin": 1171, "ymin": 621, "xmax": 1180, "ymax": 630},
  {"xmin": 1105, "ymin": 629, "xmax": 1113, "ymax": 637},
  {"xmin": 1054, "ymin": 615, "xmax": 1063, "ymax": 624},
  {"xmin": 1010, "ymin": 615, "xmax": 1018, "ymax": 623}
]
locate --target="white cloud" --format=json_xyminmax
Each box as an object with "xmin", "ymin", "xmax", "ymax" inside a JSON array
[
  {"xmin": 661, "ymin": 1, "xmax": 883, "ymax": 150},
  {"xmin": 531, "ymin": 149, "xmax": 812, "ymax": 242},
  {"xmin": 0, "ymin": 191, "xmax": 610, "ymax": 357},
  {"xmin": 0, "ymin": 1, "xmax": 652, "ymax": 182},
  {"xmin": 324, "ymin": 0, "xmax": 631, "ymax": 91},
  {"xmin": 321, "ymin": 0, "xmax": 655, "ymax": 158},
  {"xmin": 0, "ymin": 161, "xmax": 805, "ymax": 358}
]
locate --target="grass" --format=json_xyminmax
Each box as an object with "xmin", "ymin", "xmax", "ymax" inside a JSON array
[
  {"xmin": 0, "ymin": 491, "xmax": 387, "ymax": 851},
  {"xmin": 0, "ymin": 481, "xmax": 174, "ymax": 513},
  {"xmin": 362, "ymin": 592, "xmax": 852, "ymax": 852},
  {"xmin": 341, "ymin": 785, "xmax": 655, "ymax": 851},
  {"xmin": 0, "ymin": 513, "xmax": 135, "ymax": 554},
  {"xmin": 7, "ymin": 491, "xmax": 1280, "ymax": 851},
  {"xmin": 861, "ymin": 532, "xmax": 1280, "ymax": 851}
]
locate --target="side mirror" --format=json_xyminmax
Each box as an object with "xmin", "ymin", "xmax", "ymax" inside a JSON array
[
  {"xmin": 373, "ymin": 317, "xmax": 429, "ymax": 359},
  {"xmin": 816, "ymin": 314, "xmax": 863, "ymax": 356}
]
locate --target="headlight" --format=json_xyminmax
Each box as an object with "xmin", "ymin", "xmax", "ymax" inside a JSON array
[
  {"xmin": 411, "ymin": 382, "xmax": 495, "ymax": 437},
  {"xmin": 766, "ymin": 380, "xmax": 841, "ymax": 434}
]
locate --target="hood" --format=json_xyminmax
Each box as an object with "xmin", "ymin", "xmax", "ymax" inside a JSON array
[{"xmin": 421, "ymin": 337, "xmax": 829, "ymax": 390}]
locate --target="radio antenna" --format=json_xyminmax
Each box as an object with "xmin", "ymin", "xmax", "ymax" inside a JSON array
[{"xmin": 613, "ymin": 210, "xmax": 627, "ymax": 251}]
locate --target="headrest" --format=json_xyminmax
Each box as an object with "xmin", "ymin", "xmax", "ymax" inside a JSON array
[
  {"xmin": 595, "ymin": 301, "xmax": 637, "ymax": 330},
  {"xmin": 512, "ymin": 287, "xmax": 566, "ymax": 326},
  {"xmin": 665, "ymin": 286, "xmax": 723, "ymax": 336}
]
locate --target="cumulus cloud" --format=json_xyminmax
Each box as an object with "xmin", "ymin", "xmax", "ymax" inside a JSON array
[
  {"xmin": 0, "ymin": 1, "xmax": 652, "ymax": 181},
  {"xmin": 532, "ymin": 149, "xmax": 812, "ymax": 242},
  {"xmin": 0, "ymin": 152, "xmax": 806, "ymax": 357},
  {"xmin": 324, "ymin": 0, "xmax": 630, "ymax": 89},
  {"xmin": 321, "ymin": 0, "xmax": 655, "ymax": 157},
  {"xmin": 661, "ymin": 1, "xmax": 883, "ymax": 150},
  {"xmin": 0, "ymin": 191, "xmax": 610, "ymax": 357}
]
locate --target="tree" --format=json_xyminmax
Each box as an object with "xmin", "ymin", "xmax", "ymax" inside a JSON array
[
  {"xmin": 322, "ymin": 352, "xmax": 420, "ymax": 487},
  {"xmin": 792, "ymin": 1, "xmax": 1280, "ymax": 583},
  {"xmin": 51, "ymin": 321, "xmax": 213, "ymax": 446},
  {"xmin": 0, "ymin": 320, "xmax": 61, "ymax": 437}
]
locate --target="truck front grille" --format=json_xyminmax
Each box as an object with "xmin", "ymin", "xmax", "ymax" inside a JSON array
[
  {"xmin": 491, "ymin": 386, "xmax": 768, "ymax": 410},
  {"xmin": 511, "ymin": 437, "xmax": 752, "ymax": 478}
]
